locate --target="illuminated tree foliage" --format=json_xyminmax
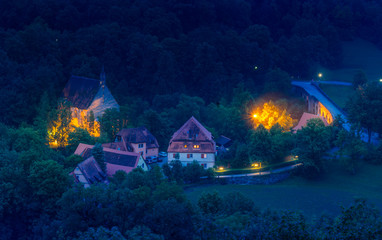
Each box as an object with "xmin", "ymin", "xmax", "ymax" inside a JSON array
[
  {"xmin": 47, "ymin": 100, "xmax": 72, "ymax": 148},
  {"xmin": 251, "ymin": 101, "xmax": 294, "ymax": 131}
]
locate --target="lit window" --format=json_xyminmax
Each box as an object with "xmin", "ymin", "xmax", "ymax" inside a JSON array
[
  {"xmin": 193, "ymin": 145, "xmax": 200, "ymax": 149},
  {"xmin": 201, "ymin": 154, "xmax": 207, "ymax": 159},
  {"xmin": 184, "ymin": 144, "xmax": 187, "ymax": 148}
]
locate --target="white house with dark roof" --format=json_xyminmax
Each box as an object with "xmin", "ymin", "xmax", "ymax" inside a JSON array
[
  {"xmin": 167, "ymin": 116, "xmax": 215, "ymax": 168},
  {"xmin": 104, "ymin": 127, "xmax": 159, "ymax": 159},
  {"xmin": 62, "ymin": 68, "xmax": 119, "ymax": 125}
]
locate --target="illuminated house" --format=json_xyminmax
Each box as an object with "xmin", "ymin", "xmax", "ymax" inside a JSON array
[
  {"xmin": 292, "ymin": 81, "xmax": 335, "ymax": 124},
  {"xmin": 73, "ymin": 143, "xmax": 148, "ymax": 182},
  {"xmin": 167, "ymin": 116, "xmax": 215, "ymax": 168},
  {"xmin": 104, "ymin": 127, "xmax": 159, "ymax": 159},
  {"xmin": 62, "ymin": 69, "xmax": 119, "ymax": 136}
]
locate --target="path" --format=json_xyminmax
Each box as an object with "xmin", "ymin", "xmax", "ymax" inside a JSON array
[
  {"xmin": 214, "ymin": 163, "xmax": 303, "ymax": 178},
  {"xmin": 318, "ymin": 81, "xmax": 352, "ymax": 86}
]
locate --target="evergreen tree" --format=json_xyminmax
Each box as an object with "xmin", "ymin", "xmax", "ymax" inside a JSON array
[{"xmin": 92, "ymin": 143, "xmax": 106, "ymax": 172}]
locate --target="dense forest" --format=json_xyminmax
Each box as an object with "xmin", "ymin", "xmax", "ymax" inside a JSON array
[
  {"xmin": 3, "ymin": 0, "xmax": 382, "ymax": 239},
  {"xmin": 4, "ymin": 0, "xmax": 382, "ymax": 126}
]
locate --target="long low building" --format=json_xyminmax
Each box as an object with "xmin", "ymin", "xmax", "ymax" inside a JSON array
[{"xmin": 72, "ymin": 143, "xmax": 149, "ymax": 187}]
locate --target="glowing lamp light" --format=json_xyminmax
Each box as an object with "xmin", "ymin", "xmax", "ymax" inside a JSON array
[
  {"xmin": 253, "ymin": 114, "xmax": 258, "ymax": 118},
  {"xmin": 379, "ymin": 79, "xmax": 382, "ymax": 83},
  {"xmin": 252, "ymin": 162, "xmax": 261, "ymax": 169},
  {"xmin": 254, "ymin": 66, "xmax": 258, "ymax": 70},
  {"xmin": 318, "ymin": 73, "xmax": 323, "ymax": 78},
  {"xmin": 219, "ymin": 167, "xmax": 224, "ymax": 171}
]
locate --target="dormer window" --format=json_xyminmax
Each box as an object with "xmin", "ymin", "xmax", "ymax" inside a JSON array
[
  {"xmin": 138, "ymin": 143, "xmax": 144, "ymax": 148},
  {"xmin": 193, "ymin": 145, "xmax": 200, "ymax": 149}
]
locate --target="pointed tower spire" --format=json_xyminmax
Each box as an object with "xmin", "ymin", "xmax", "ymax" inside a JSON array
[{"xmin": 100, "ymin": 66, "xmax": 106, "ymax": 104}]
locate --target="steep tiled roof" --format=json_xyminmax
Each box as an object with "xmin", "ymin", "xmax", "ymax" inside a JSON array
[
  {"xmin": 74, "ymin": 143, "xmax": 141, "ymax": 176},
  {"xmin": 104, "ymin": 149, "xmax": 139, "ymax": 167},
  {"xmin": 102, "ymin": 142, "xmax": 127, "ymax": 151},
  {"xmin": 170, "ymin": 116, "xmax": 212, "ymax": 141},
  {"xmin": 117, "ymin": 127, "xmax": 159, "ymax": 149},
  {"xmin": 168, "ymin": 116, "xmax": 215, "ymax": 153},
  {"xmin": 292, "ymin": 112, "xmax": 329, "ymax": 132},
  {"xmin": 74, "ymin": 143, "xmax": 94, "ymax": 155},
  {"xmin": 62, "ymin": 75, "xmax": 100, "ymax": 109},
  {"xmin": 77, "ymin": 157, "xmax": 107, "ymax": 184}
]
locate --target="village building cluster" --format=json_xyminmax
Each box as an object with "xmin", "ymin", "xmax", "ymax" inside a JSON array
[{"xmin": 58, "ymin": 72, "xmax": 336, "ymax": 187}]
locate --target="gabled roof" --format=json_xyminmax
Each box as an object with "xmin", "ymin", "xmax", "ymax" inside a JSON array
[
  {"xmin": 292, "ymin": 112, "xmax": 329, "ymax": 132},
  {"xmin": 216, "ymin": 135, "xmax": 232, "ymax": 148},
  {"xmin": 74, "ymin": 143, "xmax": 94, "ymax": 156},
  {"xmin": 117, "ymin": 127, "xmax": 159, "ymax": 149},
  {"xmin": 102, "ymin": 142, "xmax": 127, "ymax": 151},
  {"xmin": 170, "ymin": 116, "xmax": 213, "ymax": 142},
  {"xmin": 77, "ymin": 157, "xmax": 107, "ymax": 184},
  {"xmin": 167, "ymin": 116, "xmax": 215, "ymax": 153},
  {"xmin": 74, "ymin": 143, "xmax": 143, "ymax": 176},
  {"xmin": 62, "ymin": 75, "xmax": 100, "ymax": 109}
]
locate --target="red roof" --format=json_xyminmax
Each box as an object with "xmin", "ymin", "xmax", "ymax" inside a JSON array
[
  {"xmin": 167, "ymin": 116, "xmax": 215, "ymax": 153},
  {"xmin": 293, "ymin": 112, "xmax": 329, "ymax": 131},
  {"xmin": 74, "ymin": 143, "xmax": 142, "ymax": 176}
]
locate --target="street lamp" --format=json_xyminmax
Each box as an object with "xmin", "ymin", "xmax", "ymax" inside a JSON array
[
  {"xmin": 318, "ymin": 73, "xmax": 323, "ymax": 79},
  {"xmin": 252, "ymin": 162, "xmax": 261, "ymax": 169},
  {"xmin": 379, "ymin": 78, "xmax": 382, "ymax": 83}
]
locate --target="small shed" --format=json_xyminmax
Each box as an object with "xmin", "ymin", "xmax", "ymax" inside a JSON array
[{"xmin": 292, "ymin": 112, "xmax": 329, "ymax": 132}]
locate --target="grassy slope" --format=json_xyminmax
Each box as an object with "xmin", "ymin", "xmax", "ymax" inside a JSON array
[
  {"xmin": 185, "ymin": 163, "xmax": 382, "ymax": 219},
  {"xmin": 317, "ymin": 38, "xmax": 382, "ymax": 108},
  {"xmin": 319, "ymin": 38, "xmax": 382, "ymax": 82},
  {"xmin": 319, "ymin": 84, "xmax": 355, "ymax": 109}
]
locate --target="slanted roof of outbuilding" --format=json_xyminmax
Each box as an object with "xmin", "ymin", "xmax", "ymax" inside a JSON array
[
  {"xmin": 62, "ymin": 75, "xmax": 100, "ymax": 109},
  {"xmin": 216, "ymin": 135, "xmax": 232, "ymax": 148},
  {"xmin": 117, "ymin": 126, "xmax": 159, "ymax": 149},
  {"xmin": 292, "ymin": 112, "xmax": 329, "ymax": 132},
  {"xmin": 77, "ymin": 157, "xmax": 106, "ymax": 184}
]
